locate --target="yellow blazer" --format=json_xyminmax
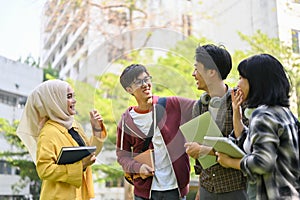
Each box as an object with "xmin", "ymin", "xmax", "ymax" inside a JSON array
[{"xmin": 36, "ymin": 120, "xmax": 105, "ymax": 200}]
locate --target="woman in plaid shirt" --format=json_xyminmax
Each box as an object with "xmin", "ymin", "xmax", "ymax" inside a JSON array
[{"xmin": 216, "ymin": 54, "xmax": 300, "ymax": 200}]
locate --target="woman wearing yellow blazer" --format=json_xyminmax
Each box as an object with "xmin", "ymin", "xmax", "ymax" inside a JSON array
[{"xmin": 16, "ymin": 79, "xmax": 107, "ymax": 200}]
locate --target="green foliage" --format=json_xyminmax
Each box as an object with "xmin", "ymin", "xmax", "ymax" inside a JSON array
[
  {"xmin": 228, "ymin": 50, "xmax": 249, "ymax": 88},
  {"xmin": 0, "ymin": 119, "xmax": 25, "ymax": 150},
  {"xmin": 10, "ymin": 160, "xmax": 39, "ymax": 181},
  {"xmin": 43, "ymin": 64, "xmax": 59, "ymax": 81},
  {"xmin": 156, "ymin": 36, "xmax": 210, "ymax": 98},
  {"xmin": 69, "ymin": 79, "xmax": 97, "ymax": 124},
  {"xmin": 92, "ymin": 162, "xmax": 124, "ymax": 182},
  {"xmin": 238, "ymin": 30, "xmax": 283, "ymax": 57},
  {"xmin": 0, "ymin": 118, "xmax": 41, "ymax": 197}
]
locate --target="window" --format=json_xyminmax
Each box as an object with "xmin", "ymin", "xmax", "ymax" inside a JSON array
[
  {"xmin": 292, "ymin": 29, "xmax": 300, "ymax": 54},
  {"xmin": 74, "ymin": 61, "xmax": 80, "ymax": 74},
  {"xmin": 0, "ymin": 91, "xmax": 18, "ymax": 106},
  {"xmin": 0, "ymin": 160, "xmax": 12, "ymax": 175}
]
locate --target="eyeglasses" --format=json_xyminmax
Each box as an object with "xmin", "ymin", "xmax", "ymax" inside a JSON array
[{"xmin": 131, "ymin": 76, "xmax": 152, "ymax": 87}]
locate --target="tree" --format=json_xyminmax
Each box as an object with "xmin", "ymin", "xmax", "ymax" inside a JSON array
[
  {"xmin": 0, "ymin": 118, "xmax": 41, "ymax": 199},
  {"xmin": 43, "ymin": 64, "xmax": 59, "ymax": 81}
]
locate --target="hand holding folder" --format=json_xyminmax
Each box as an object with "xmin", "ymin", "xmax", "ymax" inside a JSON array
[
  {"xmin": 180, "ymin": 112, "xmax": 222, "ymax": 169},
  {"xmin": 132, "ymin": 149, "xmax": 155, "ymax": 179},
  {"xmin": 134, "ymin": 149, "xmax": 155, "ymax": 168},
  {"xmin": 203, "ymin": 136, "xmax": 245, "ymax": 158}
]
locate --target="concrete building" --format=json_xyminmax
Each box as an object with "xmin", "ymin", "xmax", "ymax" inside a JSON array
[
  {"xmin": 40, "ymin": 0, "xmax": 300, "ymax": 84},
  {"xmin": 191, "ymin": 0, "xmax": 300, "ymax": 53},
  {"xmin": 0, "ymin": 57, "xmax": 43, "ymax": 122},
  {"xmin": 40, "ymin": 0, "xmax": 193, "ymax": 85},
  {"xmin": 0, "ymin": 56, "xmax": 43, "ymax": 199}
]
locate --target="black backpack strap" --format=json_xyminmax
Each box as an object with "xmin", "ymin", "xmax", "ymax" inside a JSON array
[
  {"xmin": 141, "ymin": 97, "xmax": 167, "ymax": 152},
  {"xmin": 156, "ymin": 97, "xmax": 167, "ymax": 123}
]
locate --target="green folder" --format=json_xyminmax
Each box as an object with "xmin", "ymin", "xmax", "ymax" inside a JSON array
[{"xmin": 180, "ymin": 111, "xmax": 222, "ymax": 169}]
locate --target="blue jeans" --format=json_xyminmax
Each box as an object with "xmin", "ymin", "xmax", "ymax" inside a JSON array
[{"xmin": 134, "ymin": 188, "xmax": 186, "ymax": 200}]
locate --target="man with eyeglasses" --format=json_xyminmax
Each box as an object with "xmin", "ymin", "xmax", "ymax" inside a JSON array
[{"xmin": 116, "ymin": 64, "xmax": 196, "ymax": 200}]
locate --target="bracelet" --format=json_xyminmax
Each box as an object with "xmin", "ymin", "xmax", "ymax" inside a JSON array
[{"xmin": 92, "ymin": 127, "xmax": 102, "ymax": 132}]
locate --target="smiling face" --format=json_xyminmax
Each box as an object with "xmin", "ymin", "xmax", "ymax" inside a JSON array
[
  {"xmin": 126, "ymin": 72, "xmax": 153, "ymax": 103},
  {"xmin": 67, "ymin": 86, "xmax": 76, "ymax": 115},
  {"xmin": 192, "ymin": 61, "xmax": 211, "ymax": 92}
]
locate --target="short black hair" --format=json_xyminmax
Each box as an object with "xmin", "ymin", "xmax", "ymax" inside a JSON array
[
  {"xmin": 195, "ymin": 44, "xmax": 232, "ymax": 80},
  {"xmin": 238, "ymin": 54, "xmax": 290, "ymax": 108},
  {"xmin": 120, "ymin": 64, "xmax": 149, "ymax": 90}
]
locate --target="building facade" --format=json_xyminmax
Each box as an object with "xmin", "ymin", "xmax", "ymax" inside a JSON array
[
  {"xmin": 40, "ymin": 0, "xmax": 193, "ymax": 84},
  {"xmin": 0, "ymin": 56, "xmax": 43, "ymax": 199}
]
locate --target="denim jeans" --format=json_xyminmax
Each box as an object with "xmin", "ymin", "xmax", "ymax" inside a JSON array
[{"xmin": 134, "ymin": 188, "xmax": 186, "ymax": 200}]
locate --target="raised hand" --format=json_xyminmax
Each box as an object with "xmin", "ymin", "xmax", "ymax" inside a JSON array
[
  {"xmin": 231, "ymin": 88, "xmax": 243, "ymax": 113},
  {"xmin": 231, "ymin": 88, "xmax": 245, "ymax": 138},
  {"xmin": 89, "ymin": 109, "xmax": 105, "ymax": 139}
]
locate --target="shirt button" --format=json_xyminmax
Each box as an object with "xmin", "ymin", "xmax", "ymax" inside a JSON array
[{"xmin": 212, "ymin": 174, "xmax": 216, "ymax": 177}]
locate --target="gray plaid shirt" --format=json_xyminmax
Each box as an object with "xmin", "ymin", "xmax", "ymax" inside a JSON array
[{"xmin": 240, "ymin": 105, "xmax": 300, "ymax": 200}]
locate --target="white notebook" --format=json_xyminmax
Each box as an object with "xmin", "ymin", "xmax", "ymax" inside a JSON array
[{"xmin": 204, "ymin": 136, "xmax": 245, "ymax": 158}]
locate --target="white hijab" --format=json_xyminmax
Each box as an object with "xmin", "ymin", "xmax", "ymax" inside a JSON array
[{"xmin": 16, "ymin": 79, "xmax": 74, "ymax": 164}]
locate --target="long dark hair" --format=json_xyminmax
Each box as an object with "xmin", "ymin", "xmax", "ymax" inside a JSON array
[{"xmin": 237, "ymin": 54, "xmax": 290, "ymax": 108}]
